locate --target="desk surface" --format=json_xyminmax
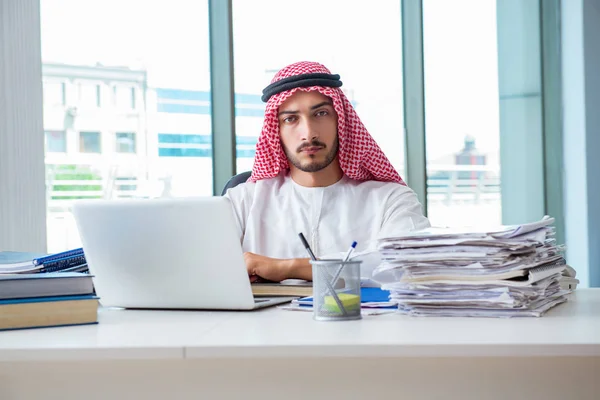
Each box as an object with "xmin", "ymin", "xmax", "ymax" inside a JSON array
[{"xmin": 1, "ymin": 289, "xmax": 599, "ymax": 362}]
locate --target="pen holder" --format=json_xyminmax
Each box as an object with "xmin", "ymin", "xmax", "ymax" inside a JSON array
[{"xmin": 309, "ymin": 259, "xmax": 362, "ymax": 321}]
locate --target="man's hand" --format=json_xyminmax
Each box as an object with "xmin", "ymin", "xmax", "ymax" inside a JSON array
[{"xmin": 243, "ymin": 252, "xmax": 312, "ymax": 282}]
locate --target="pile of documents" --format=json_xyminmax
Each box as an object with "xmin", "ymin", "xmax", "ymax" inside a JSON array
[{"xmin": 372, "ymin": 216, "xmax": 573, "ymax": 317}]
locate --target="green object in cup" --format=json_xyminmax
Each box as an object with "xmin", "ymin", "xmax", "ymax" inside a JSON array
[{"xmin": 322, "ymin": 293, "xmax": 360, "ymax": 314}]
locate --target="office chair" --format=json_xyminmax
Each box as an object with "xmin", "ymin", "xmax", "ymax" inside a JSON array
[{"xmin": 221, "ymin": 171, "xmax": 252, "ymax": 195}]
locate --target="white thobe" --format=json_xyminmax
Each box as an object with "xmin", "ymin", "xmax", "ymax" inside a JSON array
[{"xmin": 224, "ymin": 172, "xmax": 430, "ymax": 264}]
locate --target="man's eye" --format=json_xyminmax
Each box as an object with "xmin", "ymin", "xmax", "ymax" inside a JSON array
[
  {"xmin": 283, "ymin": 116, "xmax": 297, "ymax": 123},
  {"xmin": 316, "ymin": 110, "xmax": 328, "ymax": 117}
]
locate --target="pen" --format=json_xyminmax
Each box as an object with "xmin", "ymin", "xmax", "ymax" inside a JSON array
[
  {"xmin": 343, "ymin": 241, "xmax": 358, "ymax": 262},
  {"xmin": 298, "ymin": 232, "xmax": 317, "ymax": 261},
  {"xmin": 332, "ymin": 241, "xmax": 357, "ymax": 288}
]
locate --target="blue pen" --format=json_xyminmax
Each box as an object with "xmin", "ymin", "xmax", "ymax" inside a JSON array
[
  {"xmin": 332, "ymin": 241, "xmax": 357, "ymax": 287},
  {"xmin": 343, "ymin": 241, "xmax": 358, "ymax": 262}
]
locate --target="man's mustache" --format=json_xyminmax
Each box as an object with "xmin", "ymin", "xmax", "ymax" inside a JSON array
[{"xmin": 297, "ymin": 140, "xmax": 326, "ymax": 153}]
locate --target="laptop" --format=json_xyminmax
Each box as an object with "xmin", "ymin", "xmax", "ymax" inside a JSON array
[{"xmin": 71, "ymin": 196, "xmax": 296, "ymax": 310}]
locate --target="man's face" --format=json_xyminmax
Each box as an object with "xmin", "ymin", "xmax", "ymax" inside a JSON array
[{"xmin": 277, "ymin": 91, "xmax": 339, "ymax": 173}]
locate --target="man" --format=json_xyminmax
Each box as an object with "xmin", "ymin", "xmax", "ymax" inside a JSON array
[{"xmin": 225, "ymin": 61, "xmax": 430, "ymax": 282}]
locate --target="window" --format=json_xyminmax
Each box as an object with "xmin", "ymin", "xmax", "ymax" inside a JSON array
[
  {"xmin": 41, "ymin": 0, "xmax": 212, "ymax": 253},
  {"xmin": 157, "ymin": 133, "xmax": 211, "ymax": 157},
  {"xmin": 232, "ymin": 0, "xmax": 405, "ymax": 178},
  {"xmin": 79, "ymin": 131, "xmax": 101, "ymax": 153},
  {"xmin": 115, "ymin": 132, "xmax": 136, "ymax": 153},
  {"xmin": 45, "ymin": 130, "xmax": 67, "ymax": 152},
  {"xmin": 423, "ymin": 0, "xmax": 501, "ymax": 227}
]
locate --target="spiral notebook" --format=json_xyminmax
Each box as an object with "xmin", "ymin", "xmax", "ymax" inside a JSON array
[
  {"xmin": 0, "ymin": 248, "xmax": 86, "ymax": 274},
  {"xmin": 33, "ymin": 248, "xmax": 84, "ymax": 265}
]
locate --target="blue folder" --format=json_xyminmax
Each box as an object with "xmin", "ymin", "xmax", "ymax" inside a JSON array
[{"xmin": 296, "ymin": 287, "xmax": 395, "ymax": 308}]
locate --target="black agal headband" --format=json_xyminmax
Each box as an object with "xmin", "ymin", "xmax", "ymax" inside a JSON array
[{"xmin": 261, "ymin": 73, "xmax": 343, "ymax": 102}]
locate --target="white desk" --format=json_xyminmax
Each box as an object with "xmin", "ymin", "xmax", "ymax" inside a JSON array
[{"xmin": 0, "ymin": 289, "xmax": 599, "ymax": 400}]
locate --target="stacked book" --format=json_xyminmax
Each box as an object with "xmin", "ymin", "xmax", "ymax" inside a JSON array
[
  {"xmin": 0, "ymin": 272, "xmax": 98, "ymax": 331},
  {"xmin": 0, "ymin": 248, "xmax": 97, "ymax": 330},
  {"xmin": 372, "ymin": 216, "xmax": 572, "ymax": 317}
]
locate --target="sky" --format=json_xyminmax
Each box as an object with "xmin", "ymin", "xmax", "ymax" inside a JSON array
[{"xmin": 40, "ymin": 0, "xmax": 500, "ymax": 165}]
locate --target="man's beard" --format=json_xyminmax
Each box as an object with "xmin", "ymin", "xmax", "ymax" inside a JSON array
[{"xmin": 283, "ymin": 136, "xmax": 339, "ymax": 173}]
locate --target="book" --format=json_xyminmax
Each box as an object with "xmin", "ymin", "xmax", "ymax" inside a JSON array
[
  {"xmin": 0, "ymin": 295, "xmax": 99, "ymax": 331},
  {"xmin": 251, "ymin": 280, "xmax": 312, "ymax": 297},
  {"xmin": 0, "ymin": 272, "xmax": 95, "ymax": 300}
]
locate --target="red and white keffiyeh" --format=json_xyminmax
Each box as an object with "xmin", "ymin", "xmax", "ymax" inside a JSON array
[{"xmin": 248, "ymin": 61, "xmax": 405, "ymax": 185}]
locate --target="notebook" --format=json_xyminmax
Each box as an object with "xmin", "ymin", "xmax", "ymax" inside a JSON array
[
  {"xmin": 0, "ymin": 248, "xmax": 86, "ymax": 274},
  {"xmin": 0, "ymin": 251, "xmax": 48, "ymax": 273}
]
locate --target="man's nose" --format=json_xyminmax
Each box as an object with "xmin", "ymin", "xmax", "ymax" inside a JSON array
[{"xmin": 299, "ymin": 117, "xmax": 318, "ymax": 141}]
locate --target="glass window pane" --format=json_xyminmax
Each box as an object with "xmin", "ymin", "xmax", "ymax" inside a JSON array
[
  {"xmin": 45, "ymin": 130, "xmax": 67, "ymax": 152},
  {"xmin": 232, "ymin": 0, "xmax": 404, "ymax": 178},
  {"xmin": 423, "ymin": 0, "xmax": 501, "ymax": 227},
  {"xmin": 41, "ymin": 0, "xmax": 212, "ymax": 253},
  {"xmin": 116, "ymin": 132, "xmax": 136, "ymax": 153},
  {"xmin": 79, "ymin": 131, "xmax": 101, "ymax": 153}
]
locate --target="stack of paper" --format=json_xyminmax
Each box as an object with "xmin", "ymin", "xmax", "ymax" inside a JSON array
[
  {"xmin": 559, "ymin": 265, "xmax": 580, "ymax": 290},
  {"xmin": 372, "ymin": 216, "xmax": 572, "ymax": 317}
]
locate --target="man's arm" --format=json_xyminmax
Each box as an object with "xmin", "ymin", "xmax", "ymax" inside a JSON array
[
  {"xmin": 245, "ymin": 252, "xmax": 312, "ymax": 282},
  {"xmin": 288, "ymin": 257, "xmax": 312, "ymax": 280},
  {"xmin": 380, "ymin": 188, "xmax": 431, "ymax": 236}
]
